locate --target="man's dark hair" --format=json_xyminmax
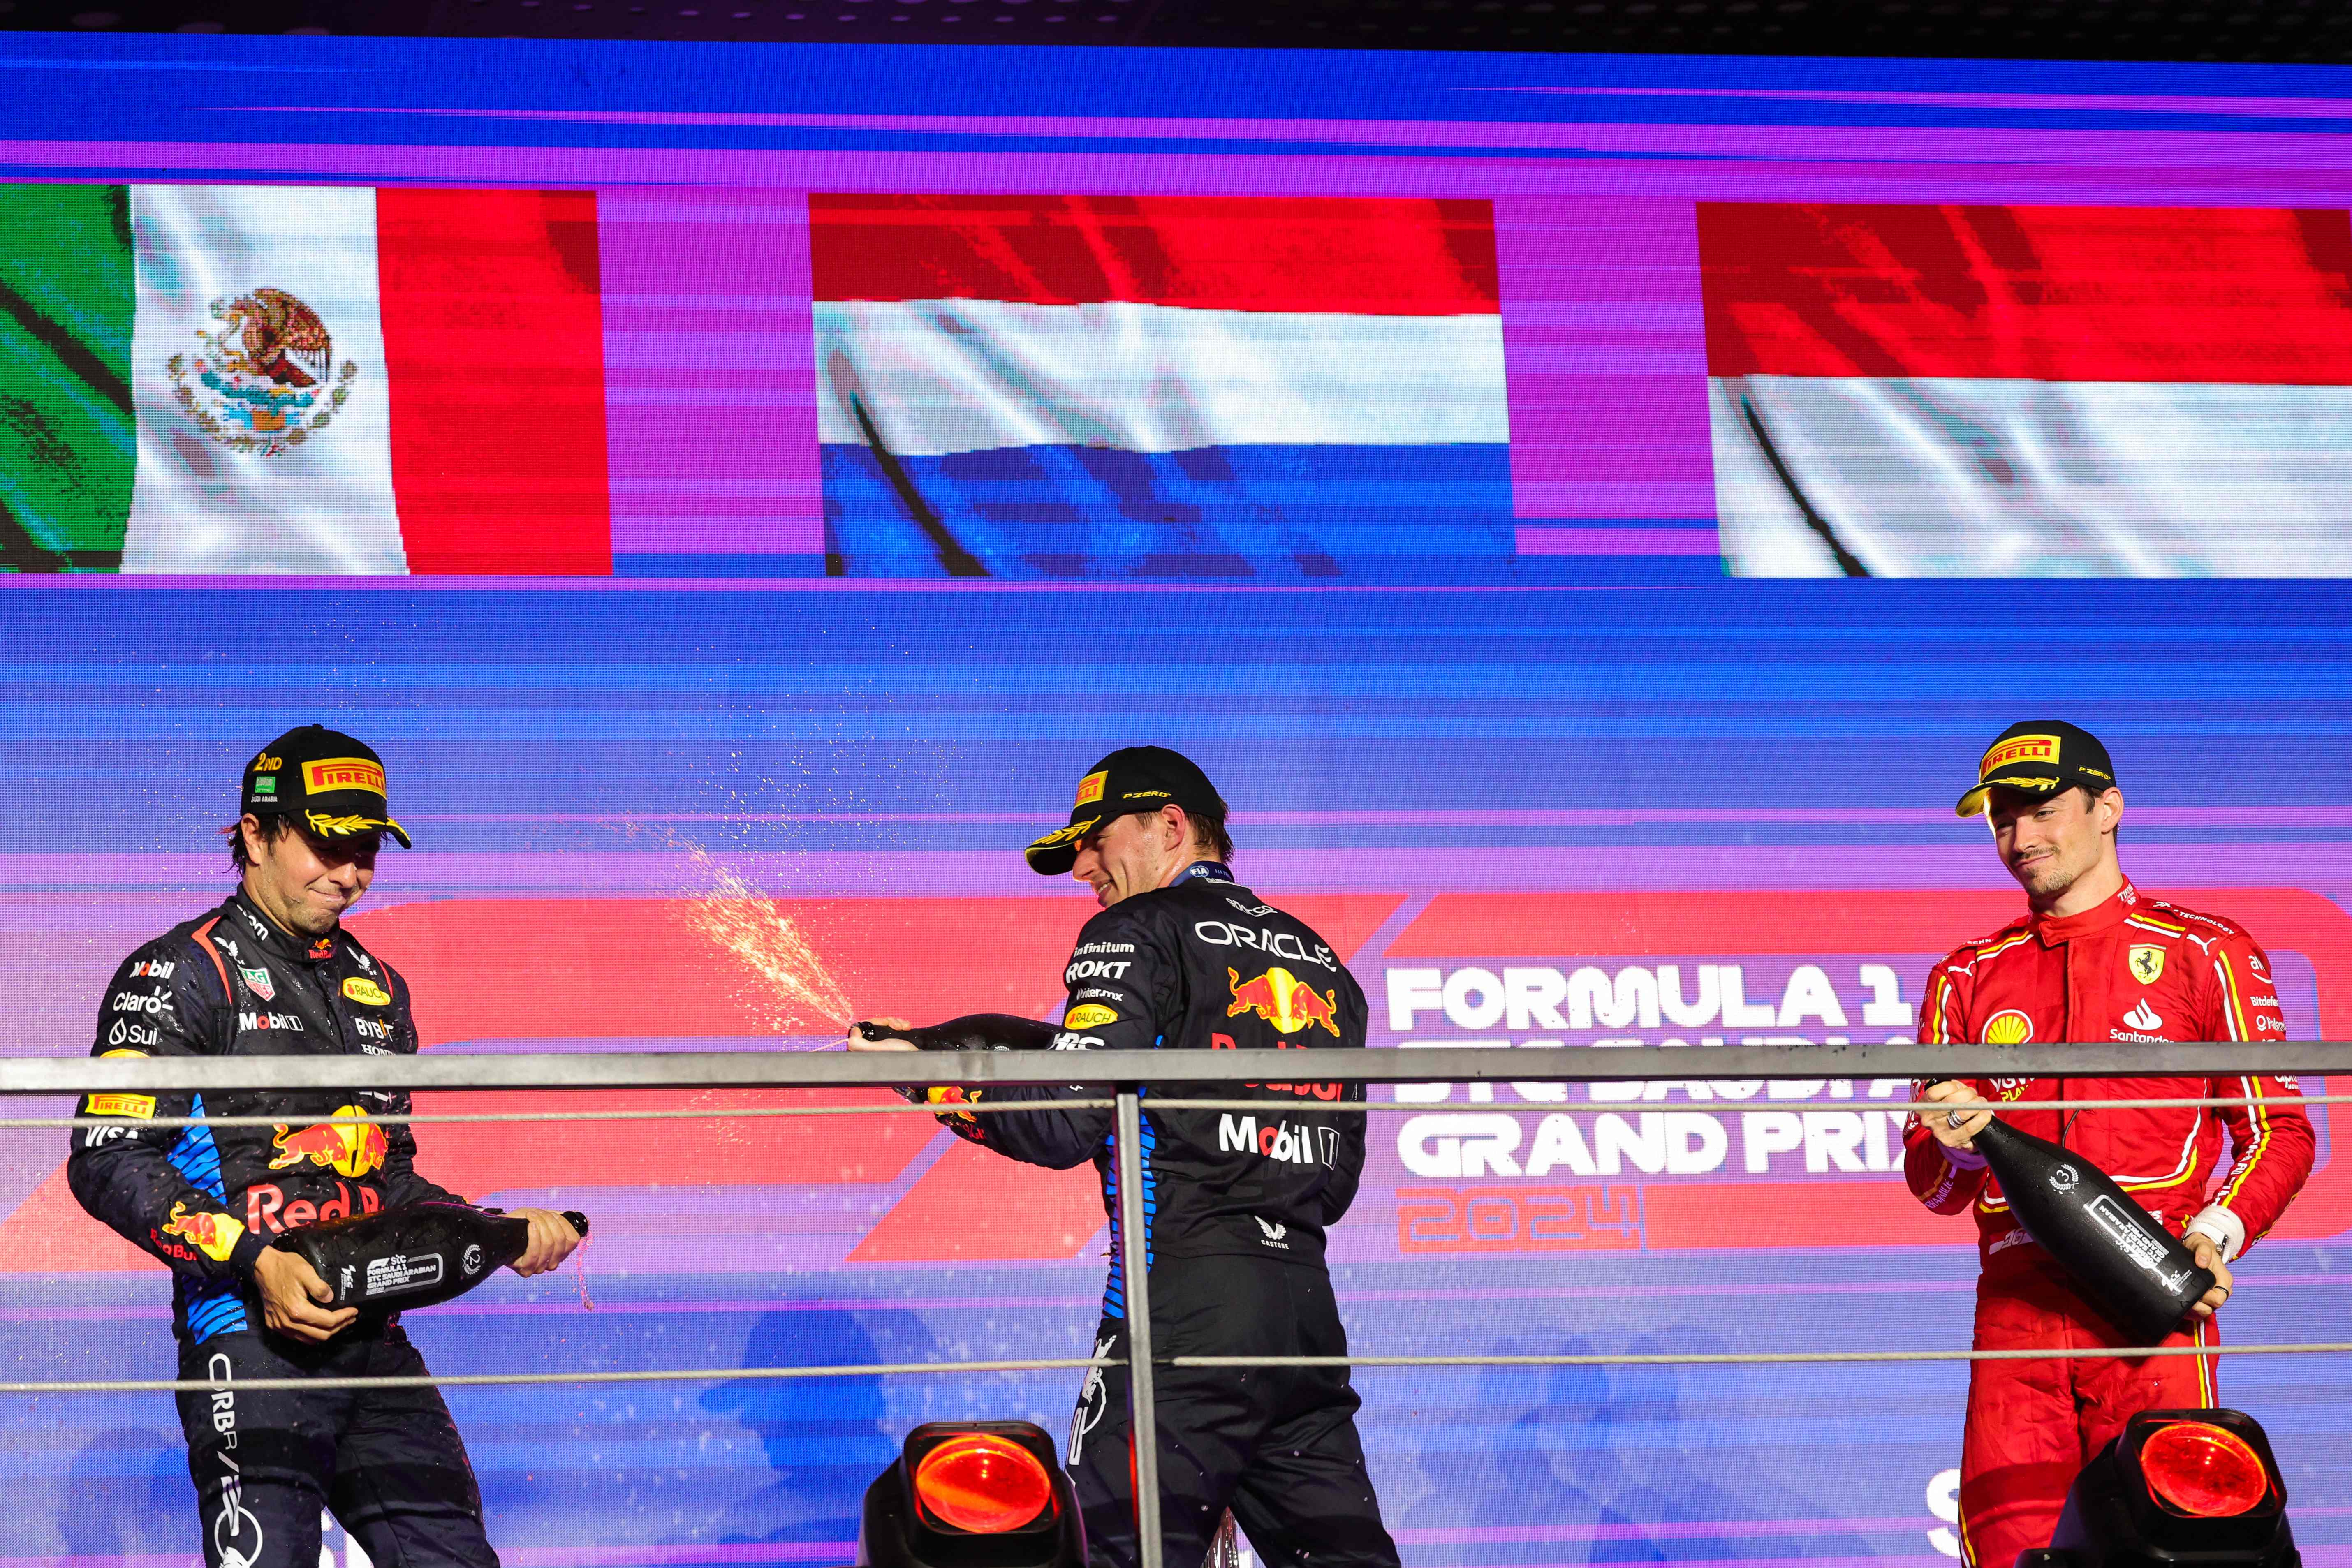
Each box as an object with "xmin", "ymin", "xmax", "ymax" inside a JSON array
[
  {"xmin": 1186, "ymin": 805, "xmax": 1235, "ymax": 865},
  {"xmin": 222, "ymin": 813, "xmax": 301, "ymax": 874},
  {"xmin": 2072, "ymin": 784, "xmax": 2121, "ymax": 846}
]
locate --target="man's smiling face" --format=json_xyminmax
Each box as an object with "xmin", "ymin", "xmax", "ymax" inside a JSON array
[
  {"xmin": 1987, "ymin": 785, "xmax": 2115, "ymax": 906},
  {"xmin": 1070, "ymin": 808, "xmax": 1184, "ymax": 909}
]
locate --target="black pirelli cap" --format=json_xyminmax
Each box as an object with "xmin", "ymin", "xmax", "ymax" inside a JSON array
[
  {"xmin": 1024, "ymin": 746, "xmax": 1226, "ymax": 875},
  {"xmin": 243, "ymin": 725, "xmax": 412, "ymax": 847},
  {"xmin": 1955, "ymin": 721, "xmax": 2118, "ymax": 818}
]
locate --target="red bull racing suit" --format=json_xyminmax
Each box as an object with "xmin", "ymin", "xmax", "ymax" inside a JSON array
[
  {"xmin": 68, "ymin": 891, "xmax": 497, "ymax": 1568},
  {"xmin": 924, "ymin": 863, "xmax": 1399, "ymax": 1568},
  {"xmin": 1901, "ymin": 881, "xmax": 2314, "ymax": 1568}
]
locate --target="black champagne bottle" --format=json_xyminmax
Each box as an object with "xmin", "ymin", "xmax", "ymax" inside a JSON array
[
  {"xmin": 1931, "ymin": 1086, "xmax": 2214, "ymax": 1343},
  {"xmin": 855, "ymin": 1015, "xmax": 1057, "ymax": 1051},
  {"xmin": 274, "ymin": 1201, "xmax": 591, "ymax": 1313}
]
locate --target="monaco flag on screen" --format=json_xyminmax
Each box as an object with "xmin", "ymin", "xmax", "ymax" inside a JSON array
[
  {"xmin": 1701, "ymin": 203, "xmax": 2352, "ymax": 579},
  {"xmin": 810, "ymin": 194, "xmax": 1512, "ymax": 579},
  {"xmin": 0, "ymin": 185, "xmax": 609, "ymax": 574}
]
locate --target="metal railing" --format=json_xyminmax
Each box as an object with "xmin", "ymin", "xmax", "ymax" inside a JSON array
[
  {"xmin": 9, "ymin": 1038, "xmax": 2349, "ymax": 1092},
  {"xmin": 5, "ymin": 1040, "xmax": 2346, "ymax": 1568}
]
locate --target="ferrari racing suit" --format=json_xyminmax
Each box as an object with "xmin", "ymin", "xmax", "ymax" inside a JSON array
[
  {"xmin": 1903, "ymin": 880, "xmax": 2314, "ymax": 1568},
  {"xmin": 923, "ymin": 862, "xmax": 1399, "ymax": 1568},
  {"xmin": 67, "ymin": 890, "xmax": 498, "ymax": 1568}
]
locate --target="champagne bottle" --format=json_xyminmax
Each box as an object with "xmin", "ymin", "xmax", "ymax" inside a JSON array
[
  {"xmin": 855, "ymin": 1014, "xmax": 1058, "ymax": 1052},
  {"xmin": 273, "ymin": 1201, "xmax": 590, "ymax": 1313},
  {"xmin": 1929, "ymin": 1085, "xmax": 2214, "ymax": 1343}
]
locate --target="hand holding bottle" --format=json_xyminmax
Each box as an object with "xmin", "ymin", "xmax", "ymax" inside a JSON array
[
  {"xmin": 253, "ymin": 1245, "xmax": 360, "ymax": 1342},
  {"xmin": 505, "ymin": 1207, "xmax": 583, "ymax": 1276},
  {"xmin": 846, "ymin": 1017, "xmax": 920, "ymax": 1052},
  {"xmin": 1912, "ymin": 1078, "xmax": 2215, "ymax": 1342},
  {"xmin": 2182, "ymin": 1230, "xmax": 2234, "ymax": 1318},
  {"xmin": 1915, "ymin": 1079, "xmax": 1994, "ymax": 1149}
]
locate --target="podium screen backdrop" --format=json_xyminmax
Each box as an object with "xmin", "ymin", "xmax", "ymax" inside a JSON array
[{"xmin": 0, "ymin": 34, "xmax": 2347, "ymax": 1568}]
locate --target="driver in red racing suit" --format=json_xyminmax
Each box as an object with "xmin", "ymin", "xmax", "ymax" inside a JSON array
[{"xmin": 1906, "ymin": 721, "xmax": 2313, "ymax": 1568}]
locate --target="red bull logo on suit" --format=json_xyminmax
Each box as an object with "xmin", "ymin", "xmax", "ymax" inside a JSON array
[
  {"xmin": 160, "ymin": 1201, "xmax": 245, "ymax": 1263},
  {"xmin": 268, "ymin": 1106, "xmax": 389, "ymax": 1179},
  {"xmin": 1227, "ymin": 966, "xmax": 1341, "ymax": 1036}
]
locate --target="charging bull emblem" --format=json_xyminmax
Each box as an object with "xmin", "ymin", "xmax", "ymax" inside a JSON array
[
  {"xmin": 1227, "ymin": 967, "xmax": 1341, "ymax": 1037},
  {"xmin": 161, "ymin": 1201, "xmax": 246, "ymax": 1263},
  {"xmin": 269, "ymin": 1106, "xmax": 389, "ymax": 1179}
]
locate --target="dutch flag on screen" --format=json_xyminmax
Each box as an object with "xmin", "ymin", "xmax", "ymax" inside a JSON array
[
  {"xmin": 811, "ymin": 194, "xmax": 1513, "ymax": 580},
  {"xmin": 1703, "ymin": 202, "xmax": 2352, "ymax": 578}
]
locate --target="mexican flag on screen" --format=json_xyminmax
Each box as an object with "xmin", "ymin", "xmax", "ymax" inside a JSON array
[{"xmin": 0, "ymin": 185, "xmax": 610, "ymax": 574}]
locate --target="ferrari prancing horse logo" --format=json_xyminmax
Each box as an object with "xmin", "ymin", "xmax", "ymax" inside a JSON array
[{"xmin": 2128, "ymin": 945, "xmax": 2166, "ymax": 985}]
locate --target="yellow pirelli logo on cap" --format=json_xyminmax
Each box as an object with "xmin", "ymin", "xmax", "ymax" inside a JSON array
[
  {"xmin": 303, "ymin": 757, "xmax": 386, "ymax": 796},
  {"xmin": 1979, "ymin": 734, "xmax": 2060, "ymax": 779},
  {"xmin": 1074, "ymin": 770, "xmax": 1108, "ymax": 807}
]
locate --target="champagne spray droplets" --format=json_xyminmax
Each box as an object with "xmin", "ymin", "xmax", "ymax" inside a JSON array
[{"xmin": 673, "ymin": 842, "xmax": 856, "ymax": 1032}]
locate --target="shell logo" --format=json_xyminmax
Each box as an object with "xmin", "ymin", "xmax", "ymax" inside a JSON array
[{"xmin": 1982, "ymin": 1010, "xmax": 2035, "ymax": 1045}]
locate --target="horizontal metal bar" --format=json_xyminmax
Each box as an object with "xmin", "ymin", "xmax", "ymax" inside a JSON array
[
  {"xmin": 4, "ymin": 1100, "xmax": 1120, "ymax": 1130},
  {"xmin": 1144, "ymin": 1093, "xmax": 2350, "ymax": 1114},
  {"xmin": 6, "ymin": 1341, "xmax": 2346, "ymax": 1397},
  {"xmin": 1173, "ymin": 1342, "xmax": 2352, "ymax": 1369},
  {"xmin": 8, "ymin": 1091, "xmax": 2347, "ymax": 1132},
  {"xmin": 5, "ymin": 1041, "xmax": 2348, "ymax": 1095},
  {"xmin": 0, "ymin": 1355, "xmax": 1121, "ymax": 1397}
]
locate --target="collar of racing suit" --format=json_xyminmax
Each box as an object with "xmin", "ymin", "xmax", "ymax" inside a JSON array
[
  {"xmin": 2026, "ymin": 877, "xmax": 2137, "ymax": 946},
  {"xmin": 226, "ymin": 889, "xmax": 338, "ymax": 964},
  {"xmin": 1174, "ymin": 860, "xmax": 1234, "ymax": 886}
]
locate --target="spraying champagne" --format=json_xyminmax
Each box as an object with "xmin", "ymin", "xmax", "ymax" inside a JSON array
[
  {"xmin": 853, "ymin": 1015, "xmax": 1062, "ymax": 1112},
  {"xmin": 854, "ymin": 1015, "xmax": 1058, "ymax": 1052},
  {"xmin": 1926, "ymin": 1083, "xmax": 2213, "ymax": 1344}
]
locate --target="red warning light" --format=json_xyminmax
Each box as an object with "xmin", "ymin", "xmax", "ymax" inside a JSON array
[
  {"xmin": 914, "ymin": 1434, "xmax": 1056, "ymax": 1534},
  {"xmin": 2141, "ymin": 1421, "xmax": 2270, "ymax": 1518}
]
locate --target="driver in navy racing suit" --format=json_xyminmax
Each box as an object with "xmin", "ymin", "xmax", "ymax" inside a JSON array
[{"xmin": 852, "ymin": 746, "xmax": 1400, "ymax": 1568}]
